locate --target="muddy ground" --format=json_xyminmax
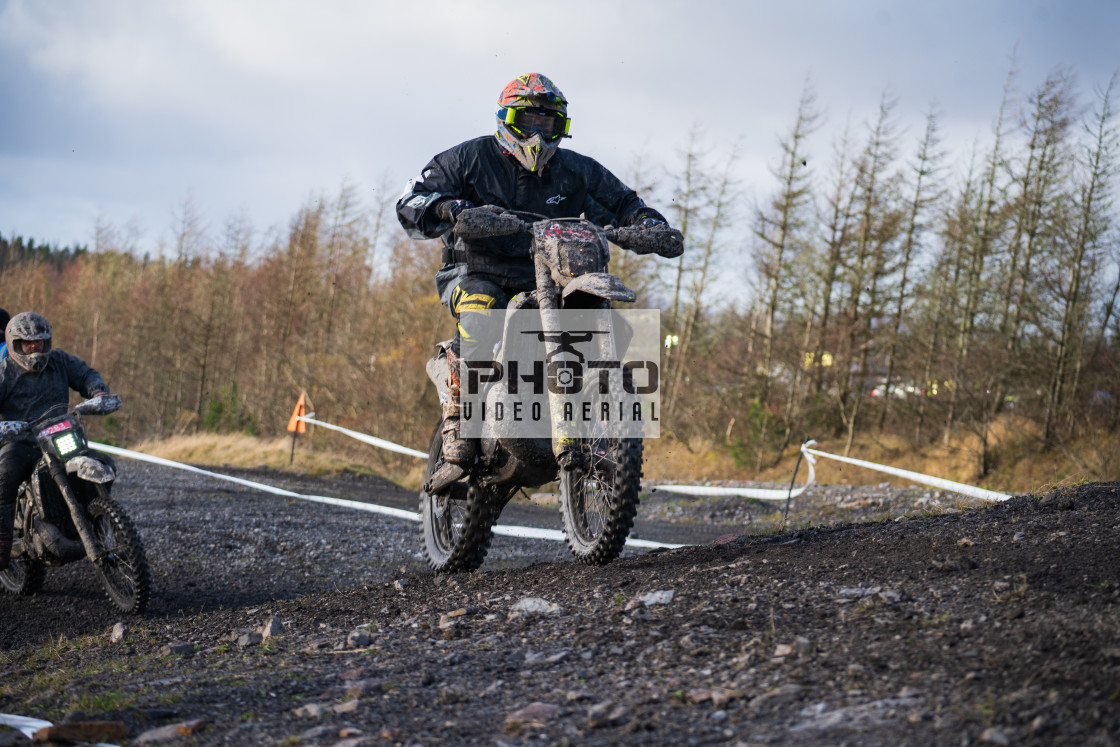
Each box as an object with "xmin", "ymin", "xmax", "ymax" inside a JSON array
[{"xmin": 0, "ymin": 461, "xmax": 1117, "ymax": 746}]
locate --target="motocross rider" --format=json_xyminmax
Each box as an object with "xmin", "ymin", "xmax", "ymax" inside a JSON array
[
  {"xmin": 0, "ymin": 312, "xmax": 113, "ymax": 570},
  {"xmin": 396, "ymin": 72, "xmax": 683, "ymax": 467}
]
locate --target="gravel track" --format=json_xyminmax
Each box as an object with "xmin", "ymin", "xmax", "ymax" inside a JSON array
[{"xmin": 0, "ymin": 461, "xmax": 1116, "ymax": 746}]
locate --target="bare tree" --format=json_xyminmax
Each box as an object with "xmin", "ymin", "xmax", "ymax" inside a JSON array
[
  {"xmin": 1043, "ymin": 72, "xmax": 1117, "ymax": 439},
  {"xmin": 837, "ymin": 91, "xmax": 903, "ymax": 455},
  {"xmin": 748, "ymin": 81, "xmax": 821, "ymax": 457},
  {"xmin": 878, "ymin": 107, "xmax": 945, "ymax": 428},
  {"xmin": 667, "ymin": 143, "xmax": 740, "ymax": 422}
]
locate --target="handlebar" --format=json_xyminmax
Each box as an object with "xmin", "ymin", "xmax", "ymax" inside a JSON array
[
  {"xmin": 452, "ymin": 205, "xmax": 683, "ymax": 258},
  {"xmin": 0, "ymin": 394, "xmax": 123, "ymax": 438}
]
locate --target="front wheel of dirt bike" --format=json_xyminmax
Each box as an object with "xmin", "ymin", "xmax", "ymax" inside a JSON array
[
  {"xmin": 560, "ymin": 437, "xmax": 643, "ymax": 565},
  {"xmin": 419, "ymin": 424, "xmax": 496, "ymax": 573},
  {"xmin": 89, "ymin": 488, "xmax": 150, "ymax": 615}
]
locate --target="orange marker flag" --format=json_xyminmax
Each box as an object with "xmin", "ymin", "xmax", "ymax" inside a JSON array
[{"xmin": 287, "ymin": 393, "xmax": 307, "ymax": 433}]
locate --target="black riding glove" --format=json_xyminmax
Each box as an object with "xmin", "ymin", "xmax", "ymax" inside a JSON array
[
  {"xmin": 434, "ymin": 199, "xmax": 474, "ymax": 223},
  {"xmin": 615, "ymin": 219, "xmax": 685, "ymax": 258},
  {"xmin": 453, "ymin": 206, "xmax": 526, "ymax": 239}
]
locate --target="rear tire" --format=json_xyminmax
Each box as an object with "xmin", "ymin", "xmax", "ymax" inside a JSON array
[
  {"xmin": 0, "ymin": 492, "xmax": 46, "ymax": 596},
  {"xmin": 560, "ymin": 437, "xmax": 643, "ymax": 565},
  {"xmin": 89, "ymin": 489, "xmax": 150, "ymax": 615},
  {"xmin": 0, "ymin": 552, "xmax": 45, "ymax": 596},
  {"xmin": 419, "ymin": 424, "xmax": 495, "ymax": 573}
]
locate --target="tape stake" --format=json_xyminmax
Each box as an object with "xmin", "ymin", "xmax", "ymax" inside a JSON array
[{"xmin": 651, "ymin": 448, "xmax": 817, "ymax": 502}]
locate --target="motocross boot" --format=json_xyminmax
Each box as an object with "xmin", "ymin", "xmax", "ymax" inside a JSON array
[
  {"xmin": 0, "ymin": 532, "xmax": 11, "ymax": 572},
  {"xmin": 442, "ymin": 351, "xmax": 476, "ymax": 466}
]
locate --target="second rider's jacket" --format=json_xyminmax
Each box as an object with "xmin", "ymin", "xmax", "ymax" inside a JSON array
[
  {"xmin": 396, "ymin": 136, "xmax": 666, "ymax": 301},
  {"xmin": 0, "ymin": 351, "xmax": 107, "ymax": 444}
]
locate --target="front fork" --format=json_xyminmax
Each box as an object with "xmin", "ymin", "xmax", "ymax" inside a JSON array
[
  {"xmin": 46, "ymin": 458, "xmax": 104, "ymax": 565},
  {"xmin": 534, "ymin": 258, "xmax": 578, "ymax": 463}
]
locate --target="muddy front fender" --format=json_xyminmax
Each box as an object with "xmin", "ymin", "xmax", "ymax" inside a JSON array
[
  {"xmin": 65, "ymin": 456, "xmax": 116, "ymax": 484},
  {"xmin": 560, "ymin": 273, "xmax": 636, "ymax": 303}
]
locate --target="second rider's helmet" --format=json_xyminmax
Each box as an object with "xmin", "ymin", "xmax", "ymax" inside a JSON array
[
  {"xmin": 5, "ymin": 312, "xmax": 52, "ymax": 373},
  {"xmin": 494, "ymin": 73, "xmax": 570, "ymax": 174}
]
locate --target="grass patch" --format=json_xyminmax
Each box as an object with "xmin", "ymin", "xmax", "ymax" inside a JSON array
[
  {"xmin": 133, "ymin": 433, "xmax": 383, "ymax": 477},
  {"xmin": 70, "ymin": 688, "xmax": 137, "ymax": 713}
]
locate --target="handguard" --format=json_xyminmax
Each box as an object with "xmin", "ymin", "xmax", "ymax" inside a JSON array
[
  {"xmin": 0, "ymin": 421, "xmax": 29, "ymax": 439},
  {"xmin": 613, "ymin": 224, "xmax": 684, "ymax": 258},
  {"xmin": 453, "ymin": 206, "xmax": 527, "ymax": 239},
  {"xmin": 74, "ymin": 393, "xmax": 123, "ymax": 416}
]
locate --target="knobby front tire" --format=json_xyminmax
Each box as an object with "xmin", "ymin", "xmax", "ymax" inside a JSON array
[
  {"xmin": 89, "ymin": 489, "xmax": 151, "ymax": 615},
  {"xmin": 559, "ymin": 437, "xmax": 643, "ymax": 565}
]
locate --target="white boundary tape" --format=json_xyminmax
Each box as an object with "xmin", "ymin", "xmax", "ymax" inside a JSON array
[
  {"xmin": 651, "ymin": 448, "xmax": 817, "ymax": 501},
  {"xmin": 297, "ymin": 416, "xmax": 428, "ymax": 459},
  {"xmin": 650, "ymin": 440, "xmax": 1010, "ymax": 503},
  {"xmin": 799, "ymin": 440, "xmax": 1011, "ymax": 502},
  {"xmin": 90, "ymin": 442, "xmax": 682, "ymax": 549}
]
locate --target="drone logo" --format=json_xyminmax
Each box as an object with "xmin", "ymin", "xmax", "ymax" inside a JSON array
[
  {"xmin": 459, "ymin": 308, "xmax": 662, "ymax": 438},
  {"xmin": 464, "ymin": 328, "xmax": 658, "ymax": 397},
  {"xmin": 530, "ymin": 329, "xmax": 602, "ymax": 394}
]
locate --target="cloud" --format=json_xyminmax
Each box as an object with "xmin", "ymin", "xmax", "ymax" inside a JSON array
[{"xmin": 1, "ymin": 0, "xmax": 1118, "ymax": 251}]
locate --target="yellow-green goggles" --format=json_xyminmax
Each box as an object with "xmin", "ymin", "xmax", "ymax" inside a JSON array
[{"xmin": 498, "ymin": 106, "xmax": 571, "ymax": 141}]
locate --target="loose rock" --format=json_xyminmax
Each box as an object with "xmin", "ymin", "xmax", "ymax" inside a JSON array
[
  {"xmin": 109, "ymin": 622, "xmax": 128, "ymax": 643},
  {"xmin": 259, "ymin": 616, "xmax": 284, "ymax": 639},
  {"xmin": 626, "ymin": 589, "xmax": 676, "ymax": 608},
  {"xmin": 134, "ymin": 718, "xmax": 207, "ymax": 744},
  {"xmin": 159, "ymin": 641, "xmax": 194, "ymax": 657},
  {"xmin": 505, "ymin": 701, "xmax": 561, "ymax": 728},
  {"xmin": 346, "ymin": 629, "xmax": 371, "ymax": 648},
  {"xmin": 237, "ymin": 632, "xmax": 263, "ymax": 648},
  {"xmin": 981, "ymin": 726, "xmax": 1011, "ymax": 745},
  {"xmin": 292, "ymin": 703, "xmax": 329, "ymax": 718},
  {"xmin": 508, "ymin": 597, "xmax": 563, "ymax": 618}
]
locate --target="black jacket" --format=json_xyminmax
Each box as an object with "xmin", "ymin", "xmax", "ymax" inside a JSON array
[
  {"xmin": 0, "ymin": 351, "xmax": 107, "ymax": 443},
  {"xmin": 397, "ymin": 136, "xmax": 665, "ymax": 299}
]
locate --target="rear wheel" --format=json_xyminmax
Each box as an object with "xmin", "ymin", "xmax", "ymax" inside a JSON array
[
  {"xmin": 0, "ymin": 552, "xmax": 46, "ymax": 596},
  {"xmin": 89, "ymin": 489, "xmax": 150, "ymax": 615},
  {"xmin": 559, "ymin": 437, "xmax": 643, "ymax": 565},
  {"xmin": 420, "ymin": 424, "xmax": 496, "ymax": 573},
  {"xmin": 0, "ymin": 493, "xmax": 46, "ymax": 596}
]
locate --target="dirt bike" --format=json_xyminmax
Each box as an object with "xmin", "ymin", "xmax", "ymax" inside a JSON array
[
  {"xmin": 419, "ymin": 207, "xmax": 681, "ymax": 572},
  {"xmin": 0, "ymin": 394, "xmax": 150, "ymax": 614}
]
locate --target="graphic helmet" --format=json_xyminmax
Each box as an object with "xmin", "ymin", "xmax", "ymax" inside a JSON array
[
  {"xmin": 494, "ymin": 73, "xmax": 570, "ymax": 173},
  {"xmin": 5, "ymin": 312, "xmax": 52, "ymax": 373}
]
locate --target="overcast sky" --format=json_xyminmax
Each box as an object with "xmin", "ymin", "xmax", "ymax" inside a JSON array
[{"xmin": 1, "ymin": 0, "xmax": 1117, "ymax": 257}]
